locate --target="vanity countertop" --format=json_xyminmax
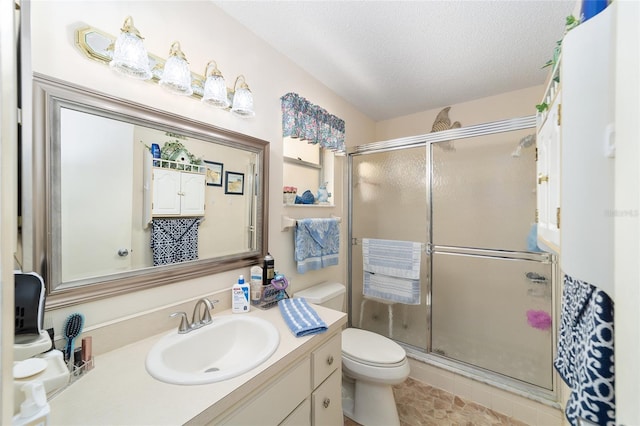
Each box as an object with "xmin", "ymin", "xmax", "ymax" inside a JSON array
[{"xmin": 48, "ymin": 304, "xmax": 346, "ymax": 425}]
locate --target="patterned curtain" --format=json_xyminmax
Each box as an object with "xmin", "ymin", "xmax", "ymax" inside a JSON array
[{"xmin": 281, "ymin": 92, "xmax": 345, "ymax": 154}]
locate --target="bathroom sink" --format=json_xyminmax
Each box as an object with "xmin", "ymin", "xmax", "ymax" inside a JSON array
[{"xmin": 146, "ymin": 315, "xmax": 279, "ymax": 385}]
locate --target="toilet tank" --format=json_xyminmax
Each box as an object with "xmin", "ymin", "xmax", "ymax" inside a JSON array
[{"xmin": 294, "ymin": 282, "xmax": 346, "ymax": 312}]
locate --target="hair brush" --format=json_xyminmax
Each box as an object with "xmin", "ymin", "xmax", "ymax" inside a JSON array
[{"xmin": 63, "ymin": 313, "xmax": 84, "ymax": 371}]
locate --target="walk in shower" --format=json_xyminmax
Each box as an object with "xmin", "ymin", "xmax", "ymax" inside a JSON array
[{"xmin": 348, "ymin": 116, "xmax": 557, "ymax": 396}]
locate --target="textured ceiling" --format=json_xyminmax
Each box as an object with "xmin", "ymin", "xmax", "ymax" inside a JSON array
[{"xmin": 214, "ymin": 1, "xmax": 576, "ymax": 121}]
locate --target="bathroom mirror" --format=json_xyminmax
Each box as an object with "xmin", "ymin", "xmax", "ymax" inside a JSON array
[{"xmin": 23, "ymin": 74, "xmax": 269, "ymax": 308}]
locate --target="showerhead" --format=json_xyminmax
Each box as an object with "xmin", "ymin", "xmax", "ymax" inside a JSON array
[
  {"xmin": 511, "ymin": 134, "xmax": 536, "ymax": 157},
  {"xmin": 519, "ymin": 134, "xmax": 536, "ymax": 148}
]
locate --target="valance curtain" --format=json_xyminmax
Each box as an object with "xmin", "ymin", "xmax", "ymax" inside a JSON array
[{"xmin": 281, "ymin": 92, "xmax": 345, "ymax": 154}]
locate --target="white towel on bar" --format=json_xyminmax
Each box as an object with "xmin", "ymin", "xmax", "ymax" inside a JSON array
[
  {"xmin": 362, "ymin": 238, "xmax": 422, "ymax": 279},
  {"xmin": 362, "ymin": 238, "xmax": 422, "ymax": 305},
  {"xmin": 363, "ymin": 272, "xmax": 421, "ymax": 305}
]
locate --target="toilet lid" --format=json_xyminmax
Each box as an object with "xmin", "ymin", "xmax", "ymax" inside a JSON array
[{"xmin": 342, "ymin": 328, "xmax": 406, "ymax": 365}]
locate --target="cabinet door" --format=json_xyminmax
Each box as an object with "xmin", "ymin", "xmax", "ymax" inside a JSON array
[
  {"xmin": 311, "ymin": 369, "xmax": 342, "ymax": 426},
  {"xmin": 218, "ymin": 358, "xmax": 311, "ymax": 426},
  {"xmin": 561, "ymin": 4, "xmax": 615, "ymax": 293},
  {"xmin": 180, "ymin": 172, "xmax": 206, "ymax": 216},
  {"xmin": 152, "ymin": 169, "xmax": 181, "ymax": 215},
  {"xmin": 280, "ymin": 399, "xmax": 311, "ymax": 426},
  {"xmin": 536, "ymin": 93, "xmax": 561, "ymax": 253}
]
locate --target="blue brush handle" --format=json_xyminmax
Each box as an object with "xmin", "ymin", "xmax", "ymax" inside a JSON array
[
  {"xmin": 64, "ymin": 313, "xmax": 84, "ymax": 370},
  {"xmin": 65, "ymin": 338, "xmax": 76, "ymax": 362}
]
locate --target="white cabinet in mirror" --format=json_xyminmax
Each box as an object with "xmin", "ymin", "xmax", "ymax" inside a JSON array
[{"xmin": 22, "ymin": 74, "xmax": 269, "ymax": 308}]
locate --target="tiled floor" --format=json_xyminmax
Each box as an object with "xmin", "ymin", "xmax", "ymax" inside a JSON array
[{"xmin": 344, "ymin": 377, "xmax": 529, "ymax": 426}]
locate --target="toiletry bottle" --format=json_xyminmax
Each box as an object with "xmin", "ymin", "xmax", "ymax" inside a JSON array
[
  {"xmin": 151, "ymin": 143, "xmax": 161, "ymax": 166},
  {"xmin": 250, "ymin": 266, "xmax": 263, "ymax": 305},
  {"xmin": 12, "ymin": 381, "xmax": 50, "ymax": 426},
  {"xmin": 262, "ymin": 253, "xmax": 275, "ymax": 286},
  {"xmin": 232, "ymin": 275, "xmax": 250, "ymax": 313}
]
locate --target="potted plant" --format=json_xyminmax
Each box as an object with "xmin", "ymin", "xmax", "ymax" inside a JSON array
[{"xmin": 283, "ymin": 186, "xmax": 297, "ymax": 205}]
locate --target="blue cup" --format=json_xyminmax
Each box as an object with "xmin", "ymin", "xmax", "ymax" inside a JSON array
[{"xmin": 581, "ymin": 0, "xmax": 608, "ymax": 22}]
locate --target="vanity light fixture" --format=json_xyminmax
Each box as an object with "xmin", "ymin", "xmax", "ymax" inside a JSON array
[
  {"xmin": 74, "ymin": 20, "xmax": 256, "ymax": 117},
  {"xmin": 230, "ymin": 75, "xmax": 255, "ymax": 118},
  {"xmin": 109, "ymin": 16, "xmax": 152, "ymax": 80},
  {"xmin": 201, "ymin": 61, "xmax": 230, "ymax": 108},
  {"xmin": 158, "ymin": 42, "xmax": 193, "ymax": 96}
]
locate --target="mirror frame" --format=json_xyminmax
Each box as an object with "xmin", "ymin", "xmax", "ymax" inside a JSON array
[{"xmin": 25, "ymin": 73, "xmax": 269, "ymax": 309}]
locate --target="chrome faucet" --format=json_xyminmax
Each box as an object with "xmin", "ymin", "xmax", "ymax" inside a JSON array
[{"xmin": 170, "ymin": 298, "xmax": 219, "ymax": 334}]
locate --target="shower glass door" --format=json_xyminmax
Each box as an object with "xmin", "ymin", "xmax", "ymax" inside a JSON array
[
  {"xmin": 349, "ymin": 117, "xmax": 555, "ymax": 394},
  {"xmin": 430, "ymin": 130, "xmax": 555, "ymax": 390},
  {"xmin": 350, "ymin": 146, "xmax": 429, "ymax": 350}
]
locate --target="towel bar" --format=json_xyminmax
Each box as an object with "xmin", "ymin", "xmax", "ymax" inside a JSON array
[
  {"xmin": 352, "ymin": 237, "xmax": 429, "ymax": 253},
  {"xmin": 281, "ymin": 215, "xmax": 341, "ymax": 231}
]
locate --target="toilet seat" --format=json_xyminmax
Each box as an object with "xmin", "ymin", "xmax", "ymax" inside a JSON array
[{"xmin": 342, "ymin": 328, "xmax": 406, "ymax": 367}]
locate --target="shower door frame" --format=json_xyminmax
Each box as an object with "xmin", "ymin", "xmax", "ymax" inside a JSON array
[{"xmin": 347, "ymin": 115, "xmax": 560, "ymax": 401}]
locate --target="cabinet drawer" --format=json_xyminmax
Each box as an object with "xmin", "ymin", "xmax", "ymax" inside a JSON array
[
  {"xmin": 311, "ymin": 369, "xmax": 342, "ymax": 426},
  {"xmin": 219, "ymin": 357, "xmax": 311, "ymax": 425},
  {"xmin": 311, "ymin": 333, "xmax": 341, "ymax": 388}
]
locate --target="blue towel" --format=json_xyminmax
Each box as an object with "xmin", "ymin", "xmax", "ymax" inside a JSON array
[
  {"xmin": 278, "ymin": 298, "xmax": 328, "ymax": 337},
  {"xmin": 554, "ymin": 274, "xmax": 615, "ymax": 426},
  {"xmin": 294, "ymin": 218, "xmax": 340, "ymax": 274}
]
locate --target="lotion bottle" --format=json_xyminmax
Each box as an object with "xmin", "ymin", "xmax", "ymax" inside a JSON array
[
  {"xmin": 232, "ymin": 275, "xmax": 250, "ymax": 313},
  {"xmin": 250, "ymin": 266, "xmax": 263, "ymax": 305}
]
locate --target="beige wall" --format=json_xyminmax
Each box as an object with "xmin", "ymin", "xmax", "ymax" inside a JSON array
[
  {"xmin": 1, "ymin": 1, "xmax": 19, "ymax": 423},
  {"xmin": 29, "ymin": 0, "xmax": 546, "ymax": 345},
  {"xmin": 30, "ymin": 1, "xmax": 375, "ymax": 334},
  {"xmin": 374, "ymin": 85, "xmax": 543, "ymax": 142}
]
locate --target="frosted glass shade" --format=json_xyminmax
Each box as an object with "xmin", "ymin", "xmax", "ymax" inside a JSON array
[
  {"xmin": 159, "ymin": 56, "xmax": 193, "ymax": 96},
  {"xmin": 231, "ymin": 87, "xmax": 255, "ymax": 117},
  {"xmin": 109, "ymin": 32, "xmax": 152, "ymax": 80},
  {"xmin": 202, "ymin": 75, "xmax": 230, "ymax": 108}
]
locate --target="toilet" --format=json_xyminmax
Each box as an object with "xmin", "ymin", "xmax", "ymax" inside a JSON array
[{"xmin": 295, "ymin": 282, "xmax": 410, "ymax": 426}]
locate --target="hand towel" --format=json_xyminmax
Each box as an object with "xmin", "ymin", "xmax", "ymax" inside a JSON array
[
  {"xmin": 554, "ymin": 274, "xmax": 615, "ymax": 426},
  {"xmin": 278, "ymin": 298, "xmax": 328, "ymax": 337},
  {"xmin": 150, "ymin": 218, "xmax": 200, "ymax": 266},
  {"xmin": 362, "ymin": 238, "xmax": 422, "ymax": 304},
  {"xmin": 294, "ymin": 218, "xmax": 340, "ymax": 274}
]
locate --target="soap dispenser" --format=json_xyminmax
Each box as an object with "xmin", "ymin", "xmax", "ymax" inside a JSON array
[{"xmin": 12, "ymin": 381, "xmax": 50, "ymax": 426}]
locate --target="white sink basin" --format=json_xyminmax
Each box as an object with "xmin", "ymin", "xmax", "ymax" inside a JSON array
[{"xmin": 146, "ymin": 315, "xmax": 279, "ymax": 385}]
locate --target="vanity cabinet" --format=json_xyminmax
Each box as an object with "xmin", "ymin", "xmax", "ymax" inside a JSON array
[
  {"xmin": 151, "ymin": 168, "xmax": 206, "ymax": 216},
  {"xmin": 214, "ymin": 332, "xmax": 342, "ymax": 426}
]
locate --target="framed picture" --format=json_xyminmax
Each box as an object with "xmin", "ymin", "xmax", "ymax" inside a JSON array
[
  {"xmin": 203, "ymin": 160, "xmax": 223, "ymax": 187},
  {"xmin": 225, "ymin": 171, "xmax": 245, "ymax": 195}
]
